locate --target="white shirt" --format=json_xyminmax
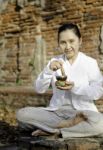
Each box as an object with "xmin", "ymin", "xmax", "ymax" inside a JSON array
[{"xmin": 35, "ymin": 52, "xmax": 103, "ymax": 112}]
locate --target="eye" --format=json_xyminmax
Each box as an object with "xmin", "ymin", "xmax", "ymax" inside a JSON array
[
  {"xmin": 69, "ymin": 39, "xmax": 74, "ymax": 43},
  {"xmin": 60, "ymin": 41, "xmax": 66, "ymax": 45}
]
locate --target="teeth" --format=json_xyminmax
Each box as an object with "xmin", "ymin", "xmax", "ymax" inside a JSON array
[
  {"xmin": 66, "ymin": 49, "xmax": 73, "ymax": 52},
  {"xmin": 66, "ymin": 50, "xmax": 72, "ymax": 52}
]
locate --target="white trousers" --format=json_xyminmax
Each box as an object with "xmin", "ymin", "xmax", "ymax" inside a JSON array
[{"xmin": 16, "ymin": 106, "xmax": 103, "ymax": 139}]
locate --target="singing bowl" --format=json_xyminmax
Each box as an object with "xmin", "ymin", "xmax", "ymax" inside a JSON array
[{"xmin": 56, "ymin": 75, "xmax": 67, "ymax": 81}]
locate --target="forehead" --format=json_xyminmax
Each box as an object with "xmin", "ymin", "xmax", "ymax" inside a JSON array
[{"xmin": 59, "ymin": 29, "xmax": 78, "ymax": 41}]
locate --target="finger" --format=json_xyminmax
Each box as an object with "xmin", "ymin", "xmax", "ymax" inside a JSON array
[
  {"xmin": 56, "ymin": 61, "xmax": 63, "ymax": 69},
  {"xmin": 53, "ymin": 66, "xmax": 58, "ymax": 71},
  {"xmin": 59, "ymin": 60, "xmax": 63, "ymax": 66},
  {"xmin": 65, "ymin": 81, "xmax": 71, "ymax": 85},
  {"xmin": 55, "ymin": 81, "xmax": 58, "ymax": 86},
  {"xmin": 52, "ymin": 62, "xmax": 62, "ymax": 70},
  {"xmin": 57, "ymin": 86, "xmax": 68, "ymax": 90},
  {"xmin": 65, "ymin": 81, "xmax": 74, "ymax": 86},
  {"xmin": 56, "ymin": 85, "xmax": 73, "ymax": 90}
]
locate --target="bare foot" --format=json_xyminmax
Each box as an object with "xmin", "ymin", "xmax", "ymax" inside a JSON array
[
  {"xmin": 76, "ymin": 112, "xmax": 88, "ymax": 121},
  {"xmin": 31, "ymin": 129, "xmax": 60, "ymax": 139},
  {"xmin": 57, "ymin": 112, "xmax": 88, "ymax": 128},
  {"xmin": 32, "ymin": 129, "xmax": 50, "ymax": 136}
]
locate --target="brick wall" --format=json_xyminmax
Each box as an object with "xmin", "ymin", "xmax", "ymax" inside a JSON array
[{"xmin": 0, "ymin": 0, "xmax": 103, "ymax": 86}]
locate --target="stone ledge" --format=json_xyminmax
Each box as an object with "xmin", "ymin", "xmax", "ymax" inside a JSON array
[
  {"xmin": 0, "ymin": 86, "xmax": 103, "ymax": 111},
  {"xmin": 0, "ymin": 86, "xmax": 103, "ymax": 125},
  {"xmin": 0, "ymin": 86, "xmax": 103, "ymax": 112},
  {"xmin": 0, "ymin": 85, "xmax": 103, "ymax": 99},
  {"xmin": 0, "ymin": 86, "xmax": 52, "ymax": 109},
  {"xmin": 0, "ymin": 86, "xmax": 52, "ymax": 125},
  {"xmin": 0, "ymin": 86, "xmax": 52, "ymax": 95},
  {"xmin": 16, "ymin": 137, "xmax": 103, "ymax": 150}
]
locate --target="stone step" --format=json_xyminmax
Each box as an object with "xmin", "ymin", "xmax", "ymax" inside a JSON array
[
  {"xmin": 30, "ymin": 137, "xmax": 103, "ymax": 150},
  {"xmin": 0, "ymin": 120, "xmax": 103, "ymax": 150},
  {"xmin": 1, "ymin": 137, "xmax": 102, "ymax": 150}
]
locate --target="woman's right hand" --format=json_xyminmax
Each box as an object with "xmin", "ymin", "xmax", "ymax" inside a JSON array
[{"xmin": 49, "ymin": 60, "xmax": 63, "ymax": 71}]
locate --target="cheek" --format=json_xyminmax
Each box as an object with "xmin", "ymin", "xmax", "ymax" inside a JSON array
[
  {"xmin": 59, "ymin": 45, "xmax": 65, "ymax": 50},
  {"xmin": 73, "ymin": 42, "xmax": 80, "ymax": 49}
]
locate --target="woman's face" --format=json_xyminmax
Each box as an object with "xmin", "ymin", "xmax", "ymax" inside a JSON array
[{"xmin": 58, "ymin": 29, "xmax": 82, "ymax": 60}]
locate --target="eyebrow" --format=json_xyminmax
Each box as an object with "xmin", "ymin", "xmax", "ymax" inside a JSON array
[{"xmin": 59, "ymin": 38, "xmax": 75, "ymax": 42}]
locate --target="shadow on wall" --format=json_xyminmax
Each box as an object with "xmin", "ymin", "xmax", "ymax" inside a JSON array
[{"xmin": 100, "ymin": 25, "xmax": 103, "ymax": 54}]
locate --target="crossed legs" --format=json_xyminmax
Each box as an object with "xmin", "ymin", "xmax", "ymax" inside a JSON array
[{"xmin": 16, "ymin": 107, "xmax": 103, "ymax": 138}]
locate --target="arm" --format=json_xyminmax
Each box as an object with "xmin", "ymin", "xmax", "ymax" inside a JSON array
[
  {"xmin": 35, "ymin": 58, "xmax": 63, "ymax": 93},
  {"xmin": 71, "ymin": 60, "xmax": 103, "ymax": 100},
  {"xmin": 35, "ymin": 61, "xmax": 54, "ymax": 93}
]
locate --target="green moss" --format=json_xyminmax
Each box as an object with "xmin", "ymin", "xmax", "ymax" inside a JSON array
[{"xmin": 16, "ymin": 78, "xmax": 22, "ymax": 85}]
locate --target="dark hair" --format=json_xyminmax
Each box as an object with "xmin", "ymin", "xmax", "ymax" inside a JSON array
[{"xmin": 58, "ymin": 23, "xmax": 81, "ymax": 42}]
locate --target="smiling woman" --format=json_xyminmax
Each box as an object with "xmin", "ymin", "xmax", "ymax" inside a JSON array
[
  {"xmin": 16, "ymin": 23, "xmax": 103, "ymax": 139},
  {"xmin": 58, "ymin": 23, "xmax": 82, "ymax": 64}
]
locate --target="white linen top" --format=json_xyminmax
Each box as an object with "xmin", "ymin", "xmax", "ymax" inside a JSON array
[{"xmin": 35, "ymin": 52, "xmax": 103, "ymax": 112}]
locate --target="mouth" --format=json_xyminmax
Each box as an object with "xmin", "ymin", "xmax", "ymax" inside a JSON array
[
  {"xmin": 65, "ymin": 48, "xmax": 73, "ymax": 53},
  {"xmin": 65, "ymin": 50, "xmax": 73, "ymax": 55}
]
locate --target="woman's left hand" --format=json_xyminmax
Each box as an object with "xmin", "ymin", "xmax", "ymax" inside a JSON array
[{"xmin": 56, "ymin": 81, "xmax": 74, "ymax": 90}]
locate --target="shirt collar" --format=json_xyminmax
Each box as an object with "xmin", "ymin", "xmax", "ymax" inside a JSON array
[{"xmin": 63, "ymin": 52, "xmax": 81, "ymax": 66}]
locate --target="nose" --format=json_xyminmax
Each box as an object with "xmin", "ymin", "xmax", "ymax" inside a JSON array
[{"xmin": 65, "ymin": 42, "xmax": 70, "ymax": 49}]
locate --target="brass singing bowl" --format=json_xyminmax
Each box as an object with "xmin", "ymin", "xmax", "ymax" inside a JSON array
[{"xmin": 56, "ymin": 75, "xmax": 67, "ymax": 81}]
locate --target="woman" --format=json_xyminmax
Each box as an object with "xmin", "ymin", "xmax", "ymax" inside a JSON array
[{"xmin": 16, "ymin": 23, "xmax": 103, "ymax": 139}]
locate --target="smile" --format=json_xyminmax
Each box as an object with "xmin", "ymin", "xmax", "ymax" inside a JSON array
[{"xmin": 65, "ymin": 50, "xmax": 73, "ymax": 53}]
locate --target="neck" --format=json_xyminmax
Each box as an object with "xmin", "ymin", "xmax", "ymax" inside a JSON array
[{"xmin": 66, "ymin": 52, "xmax": 79, "ymax": 64}]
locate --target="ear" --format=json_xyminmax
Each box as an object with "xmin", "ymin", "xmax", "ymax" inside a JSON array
[
  {"xmin": 55, "ymin": 46, "xmax": 60, "ymax": 51},
  {"xmin": 79, "ymin": 38, "xmax": 82, "ymax": 45}
]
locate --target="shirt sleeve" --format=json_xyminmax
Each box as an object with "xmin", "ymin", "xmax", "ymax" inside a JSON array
[
  {"xmin": 71, "ymin": 60, "xmax": 103, "ymax": 100},
  {"xmin": 34, "ymin": 60, "xmax": 55, "ymax": 93}
]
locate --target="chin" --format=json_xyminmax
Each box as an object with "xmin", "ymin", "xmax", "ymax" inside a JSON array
[{"xmin": 66, "ymin": 53, "xmax": 74, "ymax": 60}]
